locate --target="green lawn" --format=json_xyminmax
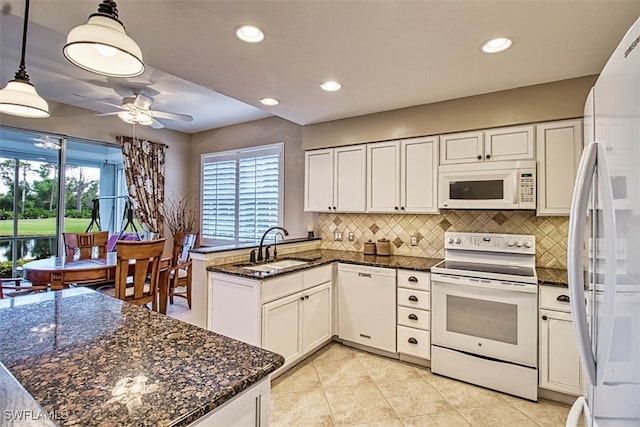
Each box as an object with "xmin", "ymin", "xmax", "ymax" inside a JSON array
[{"xmin": 0, "ymin": 218, "xmax": 90, "ymax": 237}]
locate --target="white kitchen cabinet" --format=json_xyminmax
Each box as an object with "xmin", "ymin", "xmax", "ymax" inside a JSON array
[
  {"xmin": 337, "ymin": 264, "xmax": 396, "ymax": 353},
  {"xmin": 262, "ymin": 292, "xmax": 303, "ymax": 366},
  {"xmin": 396, "ymin": 270, "xmax": 431, "ymax": 360},
  {"xmin": 302, "ymin": 282, "xmax": 333, "ymax": 353},
  {"xmin": 539, "ymin": 286, "xmax": 584, "ymax": 396},
  {"xmin": 304, "ymin": 146, "xmax": 366, "ymax": 212},
  {"xmin": 367, "ymin": 136, "xmax": 438, "ymax": 214},
  {"xmin": 440, "ymin": 125, "xmax": 534, "ymax": 165},
  {"xmin": 536, "ymin": 119, "xmax": 583, "ymax": 216}
]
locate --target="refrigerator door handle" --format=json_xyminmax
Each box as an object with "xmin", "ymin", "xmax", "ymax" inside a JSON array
[
  {"xmin": 568, "ymin": 141, "xmax": 597, "ymax": 386},
  {"xmin": 594, "ymin": 141, "xmax": 617, "ymax": 385}
]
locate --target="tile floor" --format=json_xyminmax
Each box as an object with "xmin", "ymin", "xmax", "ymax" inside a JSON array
[{"xmin": 270, "ymin": 343, "xmax": 577, "ymax": 427}]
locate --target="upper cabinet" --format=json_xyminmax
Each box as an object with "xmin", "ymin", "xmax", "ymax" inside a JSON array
[
  {"xmin": 440, "ymin": 125, "xmax": 535, "ymax": 165},
  {"xmin": 304, "ymin": 146, "xmax": 366, "ymax": 212},
  {"xmin": 536, "ymin": 119, "xmax": 583, "ymax": 216},
  {"xmin": 367, "ymin": 136, "xmax": 439, "ymax": 214}
]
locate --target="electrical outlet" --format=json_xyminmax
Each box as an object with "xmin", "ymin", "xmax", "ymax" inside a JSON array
[
  {"xmin": 410, "ymin": 235, "xmax": 418, "ymax": 246},
  {"xmin": 348, "ymin": 232, "xmax": 354, "ymax": 241},
  {"xmin": 334, "ymin": 231, "xmax": 343, "ymax": 241}
]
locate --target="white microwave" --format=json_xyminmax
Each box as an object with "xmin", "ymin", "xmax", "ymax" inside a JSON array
[{"xmin": 438, "ymin": 160, "xmax": 536, "ymax": 210}]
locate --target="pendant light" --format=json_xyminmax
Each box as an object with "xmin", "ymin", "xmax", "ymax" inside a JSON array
[
  {"xmin": 0, "ymin": 0, "xmax": 50, "ymax": 118},
  {"xmin": 63, "ymin": 0, "xmax": 144, "ymax": 78}
]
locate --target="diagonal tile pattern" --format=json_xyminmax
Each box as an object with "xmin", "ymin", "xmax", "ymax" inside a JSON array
[
  {"xmin": 318, "ymin": 211, "xmax": 569, "ymax": 268},
  {"xmin": 270, "ymin": 343, "xmax": 575, "ymax": 426}
]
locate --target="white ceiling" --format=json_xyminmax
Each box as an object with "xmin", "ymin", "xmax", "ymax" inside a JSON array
[{"xmin": 1, "ymin": 1, "xmax": 640, "ymax": 134}]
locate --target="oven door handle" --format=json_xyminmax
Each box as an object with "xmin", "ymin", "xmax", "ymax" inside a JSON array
[{"xmin": 431, "ymin": 273, "xmax": 537, "ymax": 294}]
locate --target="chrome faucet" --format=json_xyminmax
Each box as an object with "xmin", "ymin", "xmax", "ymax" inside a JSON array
[{"xmin": 257, "ymin": 226, "xmax": 289, "ymax": 262}]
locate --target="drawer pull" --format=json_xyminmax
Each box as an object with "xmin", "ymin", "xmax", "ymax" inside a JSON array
[
  {"xmin": 408, "ymin": 337, "xmax": 418, "ymax": 344},
  {"xmin": 408, "ymin": 276, "xmax": 418, "ymax": 283},
  {"xmin": 358, "ymin": 273, "xmax": 372, "ymax": 278},
  {"xmin": 360, "ymin": 333, "xmax": 371, "ymax": 339},
  {"xmin": 408, "ymin": 295, "xmax": 419, "ymax": 302},
  {"xmin": 557, "ymin": 295, "xmax": 570, "ymax": 303},
  {"xmin": 408, "ymin": 314, "xmax": 418, "ymax": 321}
]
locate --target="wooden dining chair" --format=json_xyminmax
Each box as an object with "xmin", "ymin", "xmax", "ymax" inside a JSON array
[
  {"xmin": 112, "ymin": 239, "xmax": 166, "ymax": 310},
  {"xmin": 0, "ymin": 278, "xmax": 48, "ymax": 299},
  {"xmin": 168, "ymin": 232, "xmax": 197, "ymax": 309},
  {"xmin": 63, "ymin": 231, "xmax": 109, "ymax": 259}
]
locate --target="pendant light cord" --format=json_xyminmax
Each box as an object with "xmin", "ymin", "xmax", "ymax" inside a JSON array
[{"xmin": 14, "ymin": 0, "xmax": 31, "ymax": 82}]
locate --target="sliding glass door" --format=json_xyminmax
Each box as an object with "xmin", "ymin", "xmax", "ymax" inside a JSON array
[{"xmin": 0, "ymin": 127, "xmax": 125, "ymax": 278}]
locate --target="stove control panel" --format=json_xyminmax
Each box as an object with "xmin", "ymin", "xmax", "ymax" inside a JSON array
[{"xmin": 444, "ymin": 232, "xmax": 535, "ymax": 254}]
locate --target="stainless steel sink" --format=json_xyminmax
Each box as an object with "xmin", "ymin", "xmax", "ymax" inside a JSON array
[{"xmin": 237, "ymin": 259, "xmax": 310, "ymax": 272}]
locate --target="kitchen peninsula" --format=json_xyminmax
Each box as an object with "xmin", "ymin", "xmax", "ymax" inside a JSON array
[{"xmin": 0, "ymin": 288, "xmax": 284, "ymax": 426}]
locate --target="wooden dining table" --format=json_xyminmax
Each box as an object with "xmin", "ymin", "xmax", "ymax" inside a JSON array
[{"xmin": 22, "ymin": 254, "xmax": 173, "ymax": 314}]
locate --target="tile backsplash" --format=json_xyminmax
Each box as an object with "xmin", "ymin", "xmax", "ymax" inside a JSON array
[{"xmin": 318, "ymin": 211, "xmax": 568, "ymax": 269}]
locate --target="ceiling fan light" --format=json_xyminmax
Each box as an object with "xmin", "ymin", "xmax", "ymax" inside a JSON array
[
  {"xmin": 0, "ymin": 79, "xmax": 50, "ymax": 118},
  {"xmin": 136, "ymin": 112, "xmax": 153, "ymax": 126},
  {"xmin": 117, "ymin": 110, "xmax": 136, "ymax": 124},
  {"xmin": 64, "ymin": 12, "xmax": 144, "ymax": 77}
]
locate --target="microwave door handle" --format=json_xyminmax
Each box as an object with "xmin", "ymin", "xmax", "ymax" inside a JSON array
[
  {"xmin": 594, "ymin": 141, "xmax": 618, "ymax": 386},
  {"xmin": 510, "ymin": 173, "xmax": 518, "ymax": 204},
  {"xmin": 568, "ymin": 141, "xmax": 597, "ymax": 386}
]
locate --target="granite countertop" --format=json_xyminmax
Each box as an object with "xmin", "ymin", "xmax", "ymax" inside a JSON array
[
  {"xmin": 209, "ymin": 248, "xmax": 569, "ymax": 288},
  {"xmin": 0, "ymin": 288, "xmax": 284, "ymax": 427},
  {"xmin": 207, "ymin": 248, "xmax": 443, "ymax": 279}
]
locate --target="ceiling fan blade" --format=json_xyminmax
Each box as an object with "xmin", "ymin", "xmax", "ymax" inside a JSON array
[
  {"xmin": 150, "ymin": 119, "xmax": 165, "ymax": 129},
  {"xmin": 74, "ymin": 94, "xmax": 125, "ymax": 110},
  {"xmin": 150, "ymin": 110, "xmax": 194, "ymax": 122},
  {"xmin": 94, "ymin": 112, "xmax": 121, "ymax": 117}
]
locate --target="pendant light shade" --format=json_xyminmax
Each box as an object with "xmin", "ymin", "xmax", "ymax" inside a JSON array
[
  {"xmin": 63, "ymin": 1, "xmax": 144, "ymax": 78},
  {"xmin": 0, "ymin": 0, "xmax": 49, "ymax": 118}
]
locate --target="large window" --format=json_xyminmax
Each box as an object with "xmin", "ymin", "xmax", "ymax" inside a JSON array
[
  {"xmin": 0, "ymin": 127, "xmax": 126, "ymax": 278},
  {"xmin": 201, "ymin": 143, "xmax": 283, "ymax": 246}
]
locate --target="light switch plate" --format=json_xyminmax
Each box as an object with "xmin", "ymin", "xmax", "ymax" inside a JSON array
[
  {"xmin": 334, "ymin": 231, "xmax": 343, "ymax": 241},
  {"xmin": 348, "ymin": 232, "xmax": 354, "ymax": 241}
]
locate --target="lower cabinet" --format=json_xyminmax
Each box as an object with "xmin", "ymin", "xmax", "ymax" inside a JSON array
[
  {"xmin": 262, "ymin": 282, "xmax": 332, "ymax": 368},
  {"xmin": 396, "ymin": 270, "xmax": 431, "ymax": 360},
  {"xmin": 539, "ymin": 286, "xmax": 584, "ymax": 396}
]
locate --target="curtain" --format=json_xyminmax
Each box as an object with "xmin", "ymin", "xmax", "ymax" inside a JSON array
[{"xmin": 118, "ymin": 136, "xmax": 166, "ymax": 236}]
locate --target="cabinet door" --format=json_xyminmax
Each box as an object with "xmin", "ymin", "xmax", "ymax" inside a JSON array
[
  {"xmin": 262, "ymin": 293, "xmax": 302, "ymax": 367},
  {"xmin": 304, "ymin": 149, "xmax": 334, "ymax": 212},
  {"xmin": 401, "ymin": 136, "xmax": 439, "ymax": 213},
  {"xmin": 536, "ymin": 120, "xmax": 582, "ymax": 216},
  {"xmin": 484, "ymin": 125, "xmax": 535, "ymax": 162},
  {"xmin": 439, "ymin": 131, "xmax": 484, "ymax": 165},
  {"xmin": 366, "ymin": 141, "xmax": 400, "ymax": 212},
  {"xmin": 334, "ymin": 146, "xmax": 366, "ymax": 212},
  {"xmin": 302, "ymin": 282, "xmax": 332, "ymax": 353},
  {"xmin": 338, "ymin": 269, "xmax": 396, "ymax": 353},
  {"xmin": 539, "ymin": 309, "xmax": 584, "ymax": 396}
]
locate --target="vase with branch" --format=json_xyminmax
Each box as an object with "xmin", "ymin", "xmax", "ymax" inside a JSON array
[{"xmin": 164, "ymin": 194, "xmax": 198, "ymax": 238}]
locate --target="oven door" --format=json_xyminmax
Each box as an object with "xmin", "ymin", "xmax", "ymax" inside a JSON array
[
  {"xmin": 431, "ymin": 273, "xmax": 538, "ymax": 367},
  {"xmin": 438, "ymin": 169, "xmax": 518, "ymax": 209}
]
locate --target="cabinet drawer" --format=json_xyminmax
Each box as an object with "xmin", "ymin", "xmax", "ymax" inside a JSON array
[
  {"xmin": 303, "ymin": 264, "xmax": 332, "ymax": 289},
  {"xmin": 262, "ymin": 273, "xmax": 303, "ymax": 303},
  {"xmin": 539, "ymin": 286, "xmax": 572, "ymax": 312},
  {"xmin": 397, "ymin": 288, "xmax": 430, "ymax": 310},
  {"xmin": 397, "ymin": 326, "xmax": 430, "ymax": 359},
  {"xmin": 397, "ymin": 306, "xmax": 430, "ymax": 330},
  {"xmin": 397, "ymin": 270, "xmax": 430, "ymax": 291}
]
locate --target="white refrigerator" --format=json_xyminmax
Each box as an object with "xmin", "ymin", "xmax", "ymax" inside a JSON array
[{"xmin": 567, "ymin": 16, "xmax": 640, "ymax": 427}]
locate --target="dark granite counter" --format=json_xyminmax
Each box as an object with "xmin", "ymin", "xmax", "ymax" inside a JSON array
[
  {"xmin": 0, "ymin": 363, "xmax": 57, "ymax": 426},
  {"xmin": 536, "ymin": 267, "xmax": 569, "ymax": 287},
  {"xmin": 0, "ymin": 288, "xmax": 284, "ymax": 427},
  {"xmin": 207, "ymin": 248, "xmax": 443, "ymax": 279}
]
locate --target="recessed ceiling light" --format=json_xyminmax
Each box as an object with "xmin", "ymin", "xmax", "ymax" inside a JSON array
[
  {"xmin": 481, "ymin": 37, "xmax": 512, "ymax": 53},
  {"xmin": 260, "ymin": 97, "xmax": 279, "ymax": 106},
  {"xmin": 236, "ymin": 25, "xmax": 265, "ymax": 43},
  {"xmin": 320, "ymin": 81, "xmax": 342, "ymax": 92}
]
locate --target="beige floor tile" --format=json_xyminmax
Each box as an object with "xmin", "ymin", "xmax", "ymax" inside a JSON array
[
  {"xmin": 377, "ymin": 378, "xmax": 453, "ymax": 418},
  {"xmin": 505, "ymin": 397, "xmax": 573, "ymax": 427},
  {"xmin": 458, "ymin": 403, "xmax": 538, "ymax": 427},
  {"xmin": 270, "ymin": 390, "xmax": 334, "ymax": 427},
  {"xmin": 346, "ymin": 419, "xmax": 404, "ymax": 427},
  {"xmin": 422, "ymin": 374, "xmax": 507, "ymax": 410},
  {"xmin": 356, "ymin": 352, "xmax": 419, "ymax": 384},
  {"xmin": 272, "ymin": 360, "xmax": 323, "ymax": 394},
  {"xmin": 315, "ymin": 356, "xmax": 372, "ymax": 388},
  {"xmin": 402, "ymin": 410, "xmax": 471, "ymax": 427},
  {"xmin": 324, "ymin": 383, "xmax": 397, "ymax": 426},
  {"xmin": 313, "ymin": 342, "xmax": 356, "ymax": 365}
]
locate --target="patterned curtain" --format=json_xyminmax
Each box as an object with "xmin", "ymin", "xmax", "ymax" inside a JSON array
[{"xmin": 118, "ymin": 136, "xmax": 166, "ymax": 236}]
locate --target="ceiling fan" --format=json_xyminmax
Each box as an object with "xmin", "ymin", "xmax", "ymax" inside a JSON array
[{"xmin": 92, "ymin": 93, "xmax": 193, "ymax": 129}]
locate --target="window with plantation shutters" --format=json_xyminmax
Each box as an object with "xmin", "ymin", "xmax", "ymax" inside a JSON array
[{"xmin": 201, "ymin": 143, "xmax": 283, "ymax": 246}]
